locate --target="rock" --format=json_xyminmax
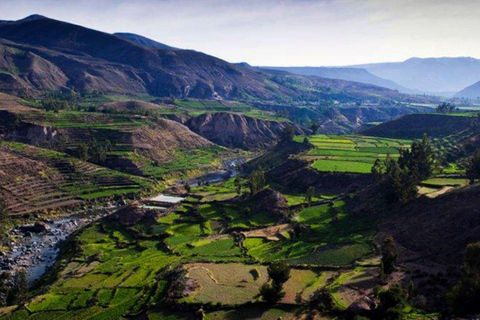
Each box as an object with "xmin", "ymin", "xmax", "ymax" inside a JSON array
[
  {"xmin": 109, "ymin": 203, "xmax": 156, "ymax": 226},
  {"xmin": 250, "ymin": 188, "xmax": 290, "ymax": 219},
  {"xmin": 347, "ymin": 296, "xmax": 376, "ymax": 317}
]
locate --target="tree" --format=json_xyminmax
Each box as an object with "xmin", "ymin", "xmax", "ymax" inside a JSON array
[
  {"xmin": 371, "ymin": 158, "xmax": 386, "ymax": 181},
  {"xmin": 308, "ymin": 287, "xmax": 335, "ymax": 313},
  {"xmin": 398, "ymin": 135, "xmax": 435, "ymax": 181},
  {"xmin": 436, "ymin": 102, "xmax": 456, "ymax": 114},
  {"xmin": 281, "ymin": 125, "xmax": 295, "ymax": 141},
  {"xmin": 305, "ymin": 186, "xmax": 315, "ymax": 204},
  {"xmin": 41, "ymin": 99, "xmax": 69, "ymax": 112},
  {"xmin": 77, "ymin": 142, "xmax": 89, "ymax": 161},
  {"xmin": 381, "ymin": 236, "xmax": 398, "ymax": 275},
  {"xmin": 259, "ymin": 282, "xmax": 285, "ymax": 304},
  {"xmin": 248, "ymin": 170, "xmax": 265, "ymax": 195},
  {"xmin": 383, "ymin": 158, "xmax": 418, "ymax": 204},
  {"xmin": 259, "ymin": 262, "xmax": 291, "ymax": 304},
  {"xmin": 376, "ymin": 284, "xmax": 407, "ymax": 320},
  {"xmin": 309, "ymin": 121, "xmax": 320, "ymax": 135},
  {"xmin": 267, "ymin": 262, "xmax": 291, "ymax": 285},
  {"xmin": 466, "ymin": 151, "xmax": 480, "ymax": 184},
  {"xmin": 234, "ymin": 177, "xmax": 242, "ymax": 195},
  {"xmin": 447, "ymin": 242, "xmax": 480, "ymax": 316}
]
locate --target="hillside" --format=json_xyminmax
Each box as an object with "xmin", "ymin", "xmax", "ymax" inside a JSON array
[
  {"xmin": 380, "ymin": 183, "xmax": 480, "ymax": 265},
  {"xmin": 261, "ymin": 66, "xmax": 411, "ymax": 93},
  {"xmin": 114, "ymin": 32, "xmax": 179, "ymax": 50},
  {"xmin": 0, "ymin": 15, "xmax": 421, "ymax": 104},
  {"xmin": 362, "ymin": 113, "xmax": 474, "ymax": 139},
  {"xmin": 183, "ymin": 112, "xmax": 307, "ymax": 149},
  {"xmin": 455, "ymin": 80, "xmax": 480, "ymax": 100},
  {"xmin": 353, "ymin": 57, "xmax": 480, "ymax": 94},
  {"xmin": 0, "ymin": 93, "xmax": 226, "ymax": 178}
]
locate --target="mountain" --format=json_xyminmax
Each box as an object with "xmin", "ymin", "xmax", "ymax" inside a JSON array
[
  {"xmin": 352, "ymin": 57, "xmax": 480, "ymax": 94},
  {"xmin": 260, "ymin": 66, "xmax": 412, "ymax": 93},
  {"xmin": 362, "ymin": 113, "xmax": 472, "ymax": 139},
  {"xmin": 455, "ymin": 80, "xmax": 480, "ymax": 100},
  {"xmin": 380, "ymin": 183, "xmax": 480, "ymax": 265},
  {"xmin": 114, "ymin": 32, "xmax": 179, "ymax": 50},
  {"xmin": 180, "ymin": 112, "xmax": 307, "ymax": 150},
  {"xmin": 0, "ymin": 15, "xmax": 416, "ymax": 103}
]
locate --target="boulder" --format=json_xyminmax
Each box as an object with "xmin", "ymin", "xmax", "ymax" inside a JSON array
[
  {"xmin": 250, "ymin": 188, "xmax": 290, "ymax": 219},
  {"xmin": 110, "ymin": 203, "xmax": 156, "ymax": 226}
]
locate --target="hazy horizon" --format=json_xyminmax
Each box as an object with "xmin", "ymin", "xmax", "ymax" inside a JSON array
[{"xmin": 1, "ymin": 0, "xmax": 480, "ymax": 66}]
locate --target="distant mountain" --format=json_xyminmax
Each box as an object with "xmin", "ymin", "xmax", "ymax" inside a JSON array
[
  {"xmin": 0, "ymin": 15, "xmax": 417, "ymax": 104},
  {"xmin": 261, "ymin": 66, "xmax": 412, "ymax": 93},
  {"xmin": 455, "ymin": 80, "xmax": 480, "ymax": 100},
  {"xmin": 352, "ymin": 57, "xmax": 480, "ymax": 94},
  {"xmin": 114, "ymin": 32, "xmax": 179, "ymax": 50}
]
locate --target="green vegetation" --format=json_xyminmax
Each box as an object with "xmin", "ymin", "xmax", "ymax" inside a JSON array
[
  {"xmin": 371, "ymin": 136, "xmax": 436, "ymax": 204},
  {"xmin": 174, "ymin": 99, "xmax": 288, "ymax": 121},
  {"xmin": 447, "ymin": 242, "xmax": 480, "ymax": 317},
  {"xmin": 296, "ymin": 134, "xmax": 411, "ymax": 174}
]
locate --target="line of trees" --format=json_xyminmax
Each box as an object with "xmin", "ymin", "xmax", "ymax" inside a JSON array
[
  {"xmin": 436, "ymin": 102, "xmax": 457, "ymax": 114},
  {"xmin": 371, "ymin": 135, "xmax": 436, "ymax": 204},
  {"xmin": 75, "ymin": 139, "xmax": 113, "ymax": 163}
]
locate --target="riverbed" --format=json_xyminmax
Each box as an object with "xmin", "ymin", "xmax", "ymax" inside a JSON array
[{"xmin": 0, "ymin": 160, "xmax": 242, "ymax": 284}]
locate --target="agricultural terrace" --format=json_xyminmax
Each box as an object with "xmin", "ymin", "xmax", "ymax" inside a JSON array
[
  {"xmin": 295, "ymin": 134, "xmax": 411, "ymax": 174},
  {"xmin": 175, "ymin": 99, "xmax": 288, "ymax": 121},
  {"xmin": 2, "ymin": 174, "xmax": 383, "ymax": 319}
]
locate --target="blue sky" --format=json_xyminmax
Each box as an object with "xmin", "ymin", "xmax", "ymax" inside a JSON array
[{"xmin": 0, "ymin": 0, "xmax": 479, "ymax": 66}]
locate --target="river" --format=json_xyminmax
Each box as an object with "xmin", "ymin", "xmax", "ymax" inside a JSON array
[{"xmin": 0, "ymin": 158, "xmax": 243, "ymax": 284}]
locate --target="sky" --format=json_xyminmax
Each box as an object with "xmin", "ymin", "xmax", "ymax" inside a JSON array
[{"xmin": 0, "ymin": 0, "xmax": 479, "ymax": 66}]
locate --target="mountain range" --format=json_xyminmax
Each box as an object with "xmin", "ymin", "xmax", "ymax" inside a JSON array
[
  {"xmin": 0, "ymin": 14, "xmax": 412, "ymax": 104},
  {"xmin": 264, "ymin": 57, "xmax": 480, "ymax": 98},
  {"xmin": 261, "ymin": 66, "xmax": 413, "ymax": 94},
  {"xmin": 353, "ymin": 57, "xmax": 480, "ymax": 95}
]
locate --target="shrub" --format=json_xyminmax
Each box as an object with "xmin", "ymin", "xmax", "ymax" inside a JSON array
[
  {"xmin": 259, "ymin": 282, "xmax": 284, "ymax": 304},
  {"xmin": 249, "ymin": 268, "xmax": 260, "ymax": 281}
]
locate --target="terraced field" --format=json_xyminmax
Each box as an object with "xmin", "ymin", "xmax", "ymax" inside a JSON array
[
  {"xmin": 1, "ymin": 171, "xmax": 382, "ymax": 319},
  {"xmin": 0, "ymin": 141, "xmax": 152, "ymax": 216},
  {"xmin": 295, "ymin": 134, "xmax": 411, "ymax": 174}
]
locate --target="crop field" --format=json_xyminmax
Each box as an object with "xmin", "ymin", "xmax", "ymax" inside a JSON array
[
  {"xmin": 175, "ymin": 99, "xmax": 288, "ymax": 121},
  {"xmin": 244, "ymin": 201, "xmax": 376, "ymax": 266},
  {"xmin": 295, "ymin": 134, "xmax": 411, "ymax": 174},
  {"xmin": 181, "ymin": 263, "xmax": 330, "ymax": 305},
  {"xmin": 329, "ymin": 267, "xmax": 379, "ymax": 310},
  {"xmin": 3, "ymin": 172, "xmax": 379, "ymax": 319},
  {"xmin": 421, "ymin": 177, "xmax": 469, "ymax": 187}
]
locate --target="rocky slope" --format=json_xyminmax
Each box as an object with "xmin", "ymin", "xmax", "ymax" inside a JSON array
[
  {"xmin": 261, "ymin": 66, "xmax": 411, "ymax": 93},
  {"xmin": 180, "ymin": 112, "xmax": 307, "ymax": 149},
  {"xmin": 362, "ymin": 113, "xmax": 474, "ymax": 139},
  {"xmin": 114, "ymin": 32, "xmax": 179, "ymax": 50},
  {"xmin": 379, "ymin": 183, "xmax": 480, "ymax": 265},
  {"xmin": 0, "ymin": 15, "xmax": 420, "ymax": 103},
  {"xmin": 455, "ymin": 80, "xmax": 480, "ymax": 100}
]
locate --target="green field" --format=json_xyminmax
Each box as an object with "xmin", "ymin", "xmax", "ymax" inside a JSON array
[{"xmin": 295, "ymin": 134, "xmax": 411, "ymax": 174}]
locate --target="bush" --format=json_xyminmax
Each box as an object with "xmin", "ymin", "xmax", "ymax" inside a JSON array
[
  {"xmin": 259, "ymin": 282, "xmax": 284, "ymax": 304},
  {"xmin": 267, "ymin": 262, "xmax": 291, "ymax": 285},
  {"xmin": 249, "ymin": 268, "xmax": 260, "ymax": 281},
  {"xmin": 308, "ymin": 287, "xmax": 335, "ymax": 313},
  {"xmin": 447, "ymin": 242, "xmax": 480, "ymax": 316}
]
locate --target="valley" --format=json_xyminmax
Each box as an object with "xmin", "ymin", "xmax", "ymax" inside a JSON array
[{"xmin": 1, "ymin": 7, "xmax": 480, "ymax": 320}]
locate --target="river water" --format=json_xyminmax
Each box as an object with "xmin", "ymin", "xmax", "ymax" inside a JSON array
[{"xmin": 0, "ymin": 158, "xmax": 243, "ymax": 284}]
